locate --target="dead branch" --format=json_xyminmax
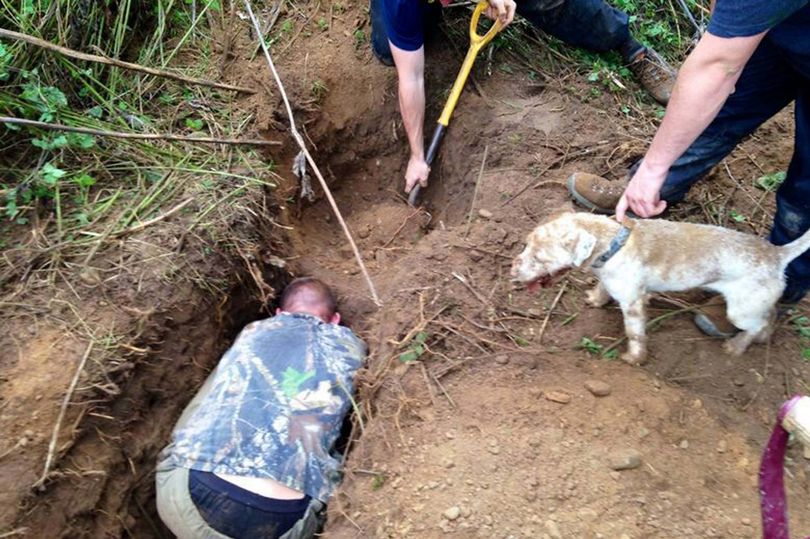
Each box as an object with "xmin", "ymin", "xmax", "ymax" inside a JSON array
[
  {"xmin": 0, "ymin": 117, "xmax": 279, "ymax": 146},
  {"xmin": 243, "ymin": 0, "xmax": 381, "ymax": 306},
  {"xmin": 34, "ymin": 341, "xmax": 93, "ymax": 490},
  {"xmin": 0, "ymin": 27, "xmax": 256, "ymax": 94}
]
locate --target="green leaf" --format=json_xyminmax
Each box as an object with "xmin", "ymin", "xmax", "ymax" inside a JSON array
[
  {"xmin": 399, "ymin": 350, "xmax": 420, "ymax": 363},
  {"xmin": 513, "ymin": 335, "xmax": 530, "ymax": 347},
  {"xmin": 755, "ymin": 171, "xmax": 786, "ymax": 192},
  {"xmin": 185, "ymin": 117, "xmax": 204, "ymax": 130},
  {"xmin": 32, "ymin": 134, "xmax": 68, "ymax": 150},
  {"xmin": 414, "ymin": 331, "xmax": 428, "ymax": 344},
  {"xmin": 87, "ymin": 106, "xmax": 104, "ymax": 119},
  {"xmin": 74, "ymin": 173, "xmax": 96, "ymax": 188},
  {"xmin": 40, "ymin": 162, "xmax": 66, "ymax": 186},
  {"xmin": 729, "ymin": 209, "xmax": 746, "ymax": 223},
  {"xmin": 67, "ymin": 133, "xmax": 95, "ymax": 149}
]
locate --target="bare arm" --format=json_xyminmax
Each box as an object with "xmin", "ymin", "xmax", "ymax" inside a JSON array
[
  {"xmin": 616, "ymin": 31, "xmax": 765, "ymax": 220},
  {"xmin": 391, "ymin": 43, "xmax": 429, "ymax": 193}
]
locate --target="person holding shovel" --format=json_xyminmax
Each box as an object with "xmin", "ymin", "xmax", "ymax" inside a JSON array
[
  {"xmin": 370, "ymin": 0, "xmax": 678, "ymax": 195},
  {"xmin": 155, "ymin": 277, "xmax": 366, "ymax": 539},
  {"xmin": 568, "ymin": 0, "xmax": 810, "ymax": 335}
]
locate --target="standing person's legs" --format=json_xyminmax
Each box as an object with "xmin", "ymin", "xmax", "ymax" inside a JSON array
[
  {"xmin": 658, "ymin": 41, "xmax": 799, "ymax": 205},
  {"xmin": 515, "ymin": 0, "xmax": 676, "ymax": 103},
  {"xmin": 370, "ymin": 0, "xmax": 394, "ymax": 65},
  {"xmin": 568, "ymin": 39, "xmax": 799, "ymax": 213},
  {"xmin": 516, "ymin": 0, "xmax": 636, "ymax": 55},
  {"xmin": 770, "ymin": 84, "xmax": 810, "ymax": 303}
]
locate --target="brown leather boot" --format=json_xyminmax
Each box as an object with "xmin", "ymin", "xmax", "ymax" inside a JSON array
[
  {"xmin": 628, "ymin": 47, "xmax": 677, "ymax": 106},
  {"xmin": 567, "ymin": 172, "xmax": 628, "ymax": 214}
]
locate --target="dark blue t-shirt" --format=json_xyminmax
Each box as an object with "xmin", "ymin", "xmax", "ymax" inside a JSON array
[
  {"xmin": 707, "ymin": 0, "xmax": 808, "ymax": 37},
  {"xmin": 708, "ymin": 0, "xmax": 810, "ymax": 77},
  {"xmin": 382, "ymin": 0, "xmax": 426, "ymax": 51}
]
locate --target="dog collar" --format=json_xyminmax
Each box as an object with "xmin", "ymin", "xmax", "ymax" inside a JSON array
[{"xmin": 591, "ymin": 226, "xmax": 631, "ymax": 269}]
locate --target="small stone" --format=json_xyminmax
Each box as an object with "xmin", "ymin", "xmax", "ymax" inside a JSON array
[
  {"xmin": 488, "ymin": 445, "xmax": 501, "ymax": 455},
  {"xmin": 358, "ymin": 227, "xmax": 371, "ymax": 239},
  {"xmin": 442, "ymin": 458, "xmax": 455, "ymax": 468},
  {"xmin": 426, "ymin": 480, "xmax": 439, "ymax": 489},
  {"xmin": 18, "ymin": 437, "xmax": 28, "ymax": 447},
  {"xmin": 445, "ymin": 431, "xmax": 456, "ymax": 439},
  {"xmin": 545, "ymin": 520, "xmax": 562, "ymax": 539},
  {"xmin": 716, "ymin": 440, "xmax": 728, "ymax": 453},
  {"xmin": 741, "ymin": 518, "xmax": 752, "ymax": 527},
  {"xmin": 607, "ymin": 449, "xmax": 643, "ymax": 471},
  {"xmin": 79, "ymin": 267, "xmax": 101, "ymax": 286},
  {"xmin": 679, "ymin": 440, "xmax": 690, "ymax": 450},
  {"xmin": 803, "ymin": 446, "xmax": 810, "ymax": 460},
  {"xmin": 584, "ymin": 379, "xmax": 612, "ymax": 397},
  {"xmin": 478, "ymin": 209, "xmax": 493, "ymax": 219},
  {"xmin": 638, "ymin": 427, "xmax": 651, "ymax": 439},
  {"xmin": 527, "ymin": 435, "xmax": 542, "ymax": 448},
  {"xmin": 23, "ymin": 430, "xmax": 34, "ymax": 438},
  {"xmin": 444, "ymin": 506, "xmax": 461, "ymax": 521},
  {"xmin": 494, "ymin": 355, "xmax": 509, "ymax": 365},
  {"xmin": 460, "ymin": 506, "xmax": 472, "ymax": 518},
  {"xmin": 545, "ymin": 390, "xmax": 571, "ymax": 404},
  {"xmin": 525, "ymin": 491, "xmax": 537, "ymax": 502},
  {"xmin": 468, "ymin": 250, "xmax": 484, "ymax": 262}
]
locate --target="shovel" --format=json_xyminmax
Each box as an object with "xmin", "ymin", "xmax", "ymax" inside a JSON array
[{"xmin": 407, "ymin": 0, "xmax": 503, "ymax": 206}]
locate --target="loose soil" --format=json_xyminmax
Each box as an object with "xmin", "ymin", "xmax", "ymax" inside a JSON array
[{"xmin": 1, "ymin": 3, "xmax": 809, "ymax": 538}]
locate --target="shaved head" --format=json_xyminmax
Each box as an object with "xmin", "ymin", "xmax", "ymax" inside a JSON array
[{"xmin": 279, "ymin": 277, "xmax": 337, "ymax": 322}]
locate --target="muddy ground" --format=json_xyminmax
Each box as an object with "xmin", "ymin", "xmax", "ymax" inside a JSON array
[{"xmin": 1, "ymin": 1, "xmax": 809, "ymax": 538}]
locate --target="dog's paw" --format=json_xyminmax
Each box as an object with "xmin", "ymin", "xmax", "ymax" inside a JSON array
[
  {"xmin": 621, "ymin": 351, "xmax": 647, "ymax": 366},
  {"xmin": 723, "ymin": 337, "xmax": 749, "ymax": 356},
  {"xmin": 586, "ymin": 286, "xmax": 611, "ymax": 308}
]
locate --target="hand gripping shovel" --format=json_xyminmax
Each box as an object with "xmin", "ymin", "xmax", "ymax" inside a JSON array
[{"xmin": 407, "ymin": 0, "xmax": 503, "ymax": 206}]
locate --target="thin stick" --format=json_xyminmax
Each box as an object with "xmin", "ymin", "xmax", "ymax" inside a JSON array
[
  {"xmin": 243, "ymin": 0, "xmax": 381, "ymax": 306},
  {"xmin": 538, "ymin": 281, "xmax": 567, "ymax": 344},
  {"xmin": 431, "ymin": 371, "xmax": 457, "ymax": 408},
  {"xmin": 34, "ymin": 342, "xmax": 94, "ymax": 490},
  {"xmin": 465, "ymin": 144, "xmax": 488, "ymax": 238},
  {"xmin": 0, "ymin": 28, "xmax": 256, "ymax": 94},
  {"xmin": 112, "ymin": 198, "xmax": 194, "ymax": 236},
  {"xmin": 0, "ymin": 117, "xmax": 279, "ymax": 146}
]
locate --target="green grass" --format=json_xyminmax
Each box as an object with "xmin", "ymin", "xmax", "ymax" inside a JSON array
[{"xmin": 0, "ymin": 0, "xmax": 279, "ymax": 288}]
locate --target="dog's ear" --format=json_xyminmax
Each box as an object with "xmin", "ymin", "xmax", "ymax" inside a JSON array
[{"xmin": 570, "ymin": 229, "xmax": 597, "ymax": 267}]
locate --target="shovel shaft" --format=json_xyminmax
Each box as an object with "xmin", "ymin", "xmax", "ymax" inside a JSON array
[
  {"xmin": 407, "ymin": 124, "xmax": 445, "ymax": 206},
  {"xmin": 407, "ymin": 0, "xmax": 502, "ymax": 207}
]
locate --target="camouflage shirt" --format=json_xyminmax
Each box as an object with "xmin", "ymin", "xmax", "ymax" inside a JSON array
[{"xmin": 163, "ymin": 312, "xmax": 366, "ymax": 502}]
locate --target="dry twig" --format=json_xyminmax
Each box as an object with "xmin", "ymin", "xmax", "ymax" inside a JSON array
[
  {"xmin": 0, "ymin": 117, "xmax": 279, "ymax": 146},
  {"xmin": 34, "ymin": 341, "xmax": 94, "ymax": 490},
  {"xmin": 0, "ymin": 28, "xmax": 256, "ymax": 94}
]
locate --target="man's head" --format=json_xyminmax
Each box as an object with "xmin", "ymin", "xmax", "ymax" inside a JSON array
[{"xmin": 278, "ymin": 277, "xmax": 340, "ymax": 324}]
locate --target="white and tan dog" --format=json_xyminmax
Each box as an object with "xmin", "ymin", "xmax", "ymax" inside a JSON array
[{"xmin": 511, "ymin": 211, "xmax": 810, "ymax": 365}]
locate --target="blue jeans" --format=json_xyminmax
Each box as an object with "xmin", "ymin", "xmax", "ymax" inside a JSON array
[
  {"xmin": 654, "ymin": 38, "xmax": 810, "ymax": 303},
  {"xmin": 370, "ymin": 0, "xmax": 637, "ymax": 65}
]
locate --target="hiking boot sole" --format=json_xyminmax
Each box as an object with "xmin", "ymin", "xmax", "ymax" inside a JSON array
[{"xmin": 566, "ymin": 174, "xmax": 614, "ymax": 214}]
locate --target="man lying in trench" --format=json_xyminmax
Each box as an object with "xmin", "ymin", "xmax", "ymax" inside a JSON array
[
  {"xmin": 371, "ymin": 0, "xmax": 678, "ymax": 194},
  {"xmin": 155, "ymin": 277, "xmax": 366, "ymax": 539}
]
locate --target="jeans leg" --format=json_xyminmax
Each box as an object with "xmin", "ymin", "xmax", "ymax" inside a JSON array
[
  {"xmin": 657, "ymin": 39, "xmax": 799, "ymax": 204},
  {"xmin": 370, "ymin": 0, "xmax": 393, "ymax": 64},
  {"xmin": 771, "ymin": 85, "xmax": 810, "ymax": 303},
  {"xmin": 516, "ymin": 0, "xmax": 631, "ymax": 53}
]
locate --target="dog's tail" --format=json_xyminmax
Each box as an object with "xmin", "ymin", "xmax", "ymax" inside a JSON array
[{"xmin": 779, "ymin": 226, "xmax": 810, "ymax": 265}]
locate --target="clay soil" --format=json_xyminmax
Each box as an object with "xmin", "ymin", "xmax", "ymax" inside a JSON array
[{"xmin": 1, "ymin": 2, "xmax": 809, "ymax": 538}]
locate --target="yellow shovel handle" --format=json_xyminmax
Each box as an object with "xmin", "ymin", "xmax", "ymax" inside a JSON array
[{"xmin": 436, "ymin": 1, "xmax": 503, "ymax": 126}]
